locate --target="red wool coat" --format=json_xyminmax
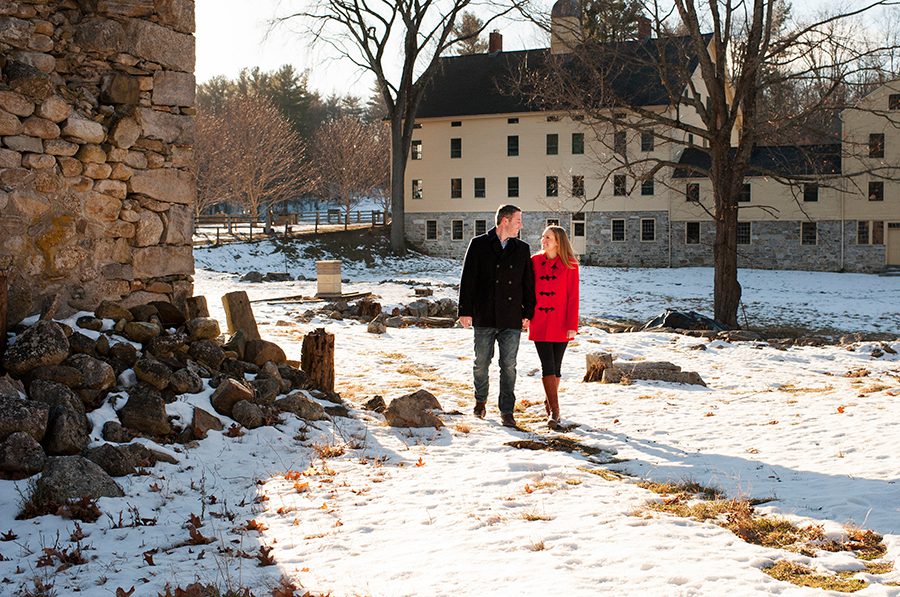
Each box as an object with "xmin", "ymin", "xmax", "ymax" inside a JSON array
[{"xmin": 528, "ymin": 253, "xmax": 579, "ymax": 342}]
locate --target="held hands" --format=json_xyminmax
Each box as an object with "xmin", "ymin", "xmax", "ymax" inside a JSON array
[
  {"xmin": 459, "ymin": 316, "xmax": 473, "ymax": 328},
  {"xmin": 522, "ymin": 319, "xmax": 530, "ymax": 331},
  {"xmin": 567, "ymin": 329, "xmax": 577, "ymax": 339}
]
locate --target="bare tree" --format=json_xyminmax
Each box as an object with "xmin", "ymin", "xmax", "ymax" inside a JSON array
[
  {"xmin": 522, "ymin": 0, "xmax": 899, "ymax": 327},
  {"xmin": 193, "ymin": 109, "xmax": 231, "ymax": 217},
  {"xmin": 278, "ymin": 0, "xmax": 528, "ymax": 254},
  {"xmin": 213, "ymin": 94, "xmax": 316, "ymax": 230},
  {"xmin": 312, "ymin": 116, "xmax": 389, "ymax": 228}
]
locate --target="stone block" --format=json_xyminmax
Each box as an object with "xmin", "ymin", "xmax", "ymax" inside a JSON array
[
  {"xmin": 84, "ymin": 163, "xmax": 113, "ymax": 179},
  {"xmin": 109, "ymin": 116, "xmax": 141, "ymax": 149},
  {"xmin": 156, "ymin": 0, "xmax": 195, "ymax": 33},
  {"xmin": 22, "ymin": 116, "xmax": 59, "ymax": 139},
  {"xmin": 170, "ymin": 145, "xmax": 193, "ymax": 168},
  {"xmin": 0, "ymin": 90, "xmax": 34, "ymax": 117},
  {"xmin": 163, "ymin": 203, "xmax": 193, "ymax": 245},
  {"xmin": 3, "ymin": 135, "xmax": 42, "ymax": 153},
  {"xmin": 134, "ymin": 210, "xmax": 164, "ymax": 246},
  {"xmin": 74, "ymin": 17, "xmax": 126, "ymax": 55},
  {"xmin": 84, "ymin": 191, "xmax": 122, "ymax": 222},
  {"xmin": 21, "ymin": 153, "xmax": 55, "ymax": 169},
  {"xmin": 102, "ymin": 221, "xmax": 135, "ymax": 239},
  {"xmin": 95, "ymin": 0, "xmax": 156, "ymax": 17},
  {"xmin": 124, "ymin": 150, "xmax": 148, "ymax": 169},
  {"xmin": 9, "ymin": 188, "xmax": 51, "ymax": 222},
  {"xmin": 132, "ymin": 245, "xmax": 194, "ymax": 278},
  {"xmin": 109, "ymin": 163, "xmax": 133, "ymax": 180},
  {"xmin": 128, "ymin": 168, "xmax": 195, "ymax": 205},
  {"xmin": 125, "ymin": 19, "xmax": 195, "ymax": 72},
  {"xmin": 100, "ymin": 73, "xmax": 141, "ymax": 105},
  {"xmin": 11, "ymin": 50, "xmax": 55, "ymax": 73},
  {"xmin": 35, "ymin": 96, "xmax": 70, "ymax": 123},
  {"xmin": 76, "ymin": 144, "xmax": 107, "ymax": 164},
  {"xmin": 0, "ymin": 110, "xmax": 23, "ymax": 136},
  {"xmin": 0, "ymin": 17, "xmax": 33, "ymax": 48},
  {"xmin": 137, "ymin": 107, "xmax": 194, "ymax": 143},
  {"xmin": 152, "ymin": 71, "xmax": 195, "ymax": 106},
  {"xmin": 58, "ymin": 157, "xmax": 83, "ymax": 177},
  {"xmin": 7, "ymin": 60, "xmax": 53, "ymax": 101},
  {"xmin": 93, "ymin": 179, "xmax": 127, "ymax": 199},
  {"xmin": 44, "ymin": 138, "xmax": 78, "ymax": 156},
  {"xmin": 62, "ymin": 114, "xmax": 105, "ymax": 143},
  {"xmin": 0, "ymin": 148, "xmax": 22, "ymax": 168}
]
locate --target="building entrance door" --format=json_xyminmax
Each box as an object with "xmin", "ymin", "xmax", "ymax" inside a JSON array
[
  {"xmin": 887, "ymin": 223, "xmax": 900, "ymax": 266},
  {"xmin": 571, "ymin": 212, "xmax": 586, "ymax": 255}
]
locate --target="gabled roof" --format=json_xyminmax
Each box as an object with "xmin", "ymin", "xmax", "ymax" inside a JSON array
[
  {"xmin": 673, "ymin": 144, "xmax": 843, "ymax": 179},
  {"xmin": 415, "ymin": 35, "xmax": 709, "ymax": 119}
]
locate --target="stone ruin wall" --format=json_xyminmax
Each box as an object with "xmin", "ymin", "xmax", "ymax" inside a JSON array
[{"xmin": 0, "ymin": 0, "xmax": 196, "ymax": 326}]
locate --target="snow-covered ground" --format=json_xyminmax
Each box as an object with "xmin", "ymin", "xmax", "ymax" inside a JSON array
[{"xmin": 2, "ymin": 239, "xmax": 899, "ymax": 596}]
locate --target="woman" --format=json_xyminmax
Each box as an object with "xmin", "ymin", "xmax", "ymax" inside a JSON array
[{"xmin": 529, "ymin": 225, "xmax": 579, "ymax": 429}]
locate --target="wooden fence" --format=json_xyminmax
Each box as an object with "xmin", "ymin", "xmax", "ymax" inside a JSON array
[{"xmin": 195, "ymin": 209, "xmax": 389, "ymax": 244}]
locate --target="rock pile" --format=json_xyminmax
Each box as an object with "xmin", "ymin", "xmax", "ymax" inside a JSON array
[
  {"xmin": 0, "ymin": 297, "xmax": 336, "ymax": 507},
  {"xmin": 583, "ymin": 352, "xmax": 707, "ymax": 386},
  {"xmin": 297, "ymin": 296, "xmax": 459, "ymax": 332}
]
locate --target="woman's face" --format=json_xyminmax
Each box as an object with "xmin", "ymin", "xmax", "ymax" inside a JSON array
[{"xmin": 541, "ymin": 228, "xmax": 558, "ymax": 253}]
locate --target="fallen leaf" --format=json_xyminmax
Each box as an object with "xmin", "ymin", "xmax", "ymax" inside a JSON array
[
  {"xmin": 415, "ymin": 457, "xmax": 425, "ymax": 467},
  {"xmin": 837, "ymin": 405, "xmax": 846, "ymax": 413}
]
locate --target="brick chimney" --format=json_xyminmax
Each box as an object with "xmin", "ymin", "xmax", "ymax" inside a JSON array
[
  {"xmin": 638, "ymin": 17, "xmax": 651, "ymax": 39},
  {"xmin": 489, "ymin": 30, "xmax": 503, "ymax": 53}
]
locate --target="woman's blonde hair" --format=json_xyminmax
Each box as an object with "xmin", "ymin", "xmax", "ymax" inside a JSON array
[{"xmin": 541, "ymin": 225, "xmax": 578, "ymax": 269}]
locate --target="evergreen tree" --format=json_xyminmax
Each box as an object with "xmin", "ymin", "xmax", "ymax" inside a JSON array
[
  {"xmin": 451, "ymin": 11, "xmax": 488, "ymax": 54},
  {"xmin": 580, "ymin": 0, "xmax": 645, "ymax": 43}
]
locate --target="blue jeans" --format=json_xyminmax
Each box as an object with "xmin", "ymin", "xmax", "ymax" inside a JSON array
[{"xmin": 473, "ymin": 327, "xmax": 521, "ymax": 414}]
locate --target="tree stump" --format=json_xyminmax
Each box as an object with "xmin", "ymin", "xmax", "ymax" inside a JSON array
[
  {"xmin": 302, "ymin": 328, "xmax": 334, "ymax": 393},
  {"xmin": 221, "ymin": 291, "xmax": 260, "ymax": 340},
  {"xmin": 185, "ymin": 296, "xmax": 210, "ymax": 319},
  {"xmin": 584, "ymin": 352, "xmax": 614, "ymax": 382}
]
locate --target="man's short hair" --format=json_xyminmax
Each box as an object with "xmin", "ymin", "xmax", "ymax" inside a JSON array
[{"xmin": 495, "ymin": 204, "xmax": 521, "ymax": 225}]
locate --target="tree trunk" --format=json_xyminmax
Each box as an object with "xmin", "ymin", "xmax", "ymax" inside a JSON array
[
  {"xmin": 390, "ymin": 116, "xmax": 407, "ymax": 255},
  {"xmin": 301, "ymin": 328, "xmax": 335, "ymax": 393},
  {"xmin": 221, "ymin": 291, "xmax": 261, "ymax": 340},
  {"xmin": 712, "ymin": 199, "xmax": 741, "ymax": 328}
]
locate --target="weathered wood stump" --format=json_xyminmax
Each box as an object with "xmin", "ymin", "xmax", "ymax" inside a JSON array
[
  {"xmin": 222, "ymin": 291, "xmax": 260, "ymax": 340},
  {"xmin": 584, "ymin": 352, "xmax": 706, "ymax": 386},
  {"xmin": 302, "ymin": 328, "xmax": 335, "ymax": 393},
  {"xmin": 185, "ymin": 296, "xmax": 210, "ymax": 319},
  {"xmin": 583, "ymin": 352, "xmax": 614, "ymax": 382}
]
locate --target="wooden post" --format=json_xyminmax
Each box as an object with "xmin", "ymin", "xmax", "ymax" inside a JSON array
[
  {"xmin": 315, "ymin": 211, "xmax": 320, "ymax": 234},
  {"xmin": 221, "ymin": 291, "xmax": 260, "ymax": 340},
  {"xmin": 185, "ymin": 296, "xmax": 210, "ymax": 320},
  {"xmin": 302, "ymin": 328, "xmax": 335, "ymax": 393}
]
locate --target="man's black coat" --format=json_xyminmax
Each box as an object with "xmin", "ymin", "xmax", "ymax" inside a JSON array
[{"xmin": 458, "ymin": 227, "xmax": 536, "ymax": 329}]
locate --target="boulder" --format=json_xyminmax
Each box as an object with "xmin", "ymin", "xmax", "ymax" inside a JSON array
[
  {"xmin": 84, "ymin": 443, "xmax": 135, "ymax": 477},
  {"xmin": 34, "ymin": 456, "xmax": 124, "ymax": 504},
  {"xmin": 277, "ymin": 365, "xmax": 308, "ymax": 390},
  {"xmin": 170, "ymin": 367, "xmax": 203, "ymax": 394},
  {"xmin": 67, "ymin": 332, "xmax": 97, "ymax": 356},
  {"xmin": 367, "ymin": 318, "xmax": 387, "ymax": 334},
  {"xmin": 0, "ymin": 431, "xmax": 46, "ymax": 476},
  {"xmin": 384, "ymin": 390, "xmax": 444, "ymax": 429},
  {"xmin": 148, "ymin": 301, "xmax": 186, "ymax": 327},
  {"xmin": 249, "ymin": 378, "xmax": 280, "ymax": 405},
  {"xmin": 240, "ymin": 271, "xmax": 263, "ymax": 283},
  {"xmin": 129, "ymin": 303, "xmax": 158, "ymax": 322},
  {"xmin": 209, "ymin": 378, "xmax": 253, "ymax": 417},
  {"xmin": 231, "ymin": 400, "xmax": 264, "ymax": 429},
  {"xmin": 123, "ymin": 321, "xmax": 161, "ymax": 343},
  {"xmin": 28, "ymin": 379, "xmax": 85, "ymax": 419},
  {"xmin": 3, "ymin": 320, "xmax": 69, "ymax": 376},
  {"xmin": 364, "ymin": 395, "xmax": 386, "ymax": 413},
  {"xmin": 43, "ymin": 405, "xmax": 89, "ymax": 455},
  {"xmin": 222, "ymin": 330, "xmax": 247, "ymax": 360},
  {"xmin": 188, "ymin": 340, "xmax": 225, "ymax": 371},
  {"xmin": 76, "ymin": 316, "xmax": 103, "ymax": 332},
  {"xmin": 406, "ymin": 300, "xmax": 429, "ymax": 318},
  {"xmin": 109, "ymin": 341, "xmax": 138, "ymax": 367},
  {"xmin": 118, "ymin": 384, "xmax": 172, "ymax": 436},
  {"xmin": 146, "ymin": 332, "xmax": 187, "ymax": 358},
  {"xmin": 0, "ymin": 396, "xmax": 49, "ymax": 442},
  {"xmin": 275, "ymin": 391, "xmax": 328, "ymax": 422},
  {"xmin": 244, "ymin": 339, "xmax": 287, "ymax": 367},
  {"xmin": 65, "ymin": 354, "xmax": 116, "ymax": 391},
  {"xmin": 186, "ymin": 317, "xmax": 220, "ymax": 341},
  {"xmin": 259, "ymin": 361, "xmax": 289, "ymax": 393},
  {"xmin": 121, "ymin": 443, "xmax": 178, "ymax": 467},
  {"xmin": 0, "ymin": 375, "xmax": 26, "ymax": 400},
  {"xmin": 62, "ymin": 113, "xmax": 105, "ymax": 144},
  {"xmin": 95, "ymin": 300, "xmax": 134, "ymax": 322},
  {"xmin": 133, "ymin": 358, "xmax": 172, "ymax": 390},
  {"xmin": 101, "ymin": 420, "xmax": 135, "ymax": 443},
  {"xmin": 191, "ymin": 407, "xmax": 223, "ymax": 440}
]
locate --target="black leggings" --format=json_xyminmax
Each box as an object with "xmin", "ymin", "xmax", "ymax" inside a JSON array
[{"xmin": 534, "ymin": 341, "xmax": 568, "ymax": 377}]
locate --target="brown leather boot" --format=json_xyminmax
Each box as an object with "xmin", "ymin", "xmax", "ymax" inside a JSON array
[
  {"xmin": 541, "ymin": 376, "xmax": 554, "ymax": 416},
  {"xmin": 546, "ymin": 376, "xmax": 560, "ymax": 430}
]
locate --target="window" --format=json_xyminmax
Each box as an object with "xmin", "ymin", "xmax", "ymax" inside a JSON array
[
  {"xmin": 413, "ymin": 123, "xmax": 422, "ymax": 129},
  {"xmin": 641, "ymin": 178, "xmax": 654, "ymax": 196},
  {"xmin": 573, "ymin": 212, "xmax": 585, "ymax": 239},
  {"xmin": 869, "ymin": 181, "xmax": 884, "ymax": 201},
  {"xmin": 474, "ymin": 219, "xmax": 487, "ymax": 236},
  {"xmin": 411, "ymin": 140, "xmax": 422, "ymax": 160},
  {"xmin": 613, "ymin": 174, "xmax": 627, "ymax": 196},
  {"xmin": 614, "ymin": 131, "xmax": 626, "ymax": 155},
  {"xmin": 688, "ymin": 133, "xmax": 694, "ymax": 145},
  {"xmin": 890, "ymin": 94, "xmax": 900, "ymax": 110},
  {"xmin": 736, "ymin": 221, "xmax": 751, "ymax": 245},
  {"xmin": 572, "ymin": 132, "xmax": 584, "ymax": 155},
  {"xmin": 450, "ymin": 178, "xmax": 462, "ymax": 199},
  {"xmin": 873, "ymin": 221, "xmax": 884, "ymax": 245},
  {"xmin": 572, "ymin": 175, "xmax": 584, "ymax": 197},
  {"xmin": 450, "ymin": 138, "xmax": 461, "ymax": 158},
  {"xmin": 452, "ymin": 219, "xmax": 464, "ymax": 240},
  {"xmin": 546, "ymin": 175, "xmax": 558, "ymax": 197},
  {"xmin": 801, "ymin": 221, "xmax": 817, "ymax": 245},
  {"xmin": 546, "ymin": 218, "xmax": 560, "ymax": 227},
  {"xmin": 507, "ymin": 176, "xmax": 519, "ymax": 198},
  {"xmin": 685, "ymin": 221, "xmax": 700, "ymax": 244},
  {"xmin": 411, "ymin": 179, "xmax": 423, "ymax": 200},
  {"xmin": 507, "ymin": 117, "xmax": 519, "ymax": 124},
  {"xmin": 507, "ymin": 135, "xmax": 519, "ymax": 157},
  {"xmin": 641, "ymin": 131, "xmax": 654, "ymax": 152},
  {"xmin": 869, "ymin": 133, "xmax": 885, "ymax": 158},
  {"xmin": 611, "ymin": 219, "xmax": 625, "ymax": 242},
  {"xmin": 641, "ymin": 218, "xmax": 655, "ymax": 242},
  {"xmin": 686, "ymin": 183, "xmax": 700, "ymax": 202},
  {"xmin": 546, "ymin": 133, "xmax": 558, "ymax": 155},
  {"xmin": 451, "ymin": 121, "xmax": 462, "ymax": 127},
  {"xmin": 857, "ymin": 220, "xmax": 869, "ymax": 245},
  {"xmin": 737, "ymin": 183, "xmax": 751, "ymax": 203},
  {"xmin": 803, "ymin": 183, "xmax": 819, "ymax": 202},
  {"xmin": 546, "ymin": 115, "xmax": 560, "ymax": 122},
  {"xmin": 474, "ymin": 177, "xmax": 485, "ymax": 198},
  {"xmin": 425, "ymin": 220, "xmax": 437, "ymax": 240}
]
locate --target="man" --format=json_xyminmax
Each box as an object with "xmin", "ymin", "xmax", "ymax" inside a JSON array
[{"xmin": 458, "ymin": 205, "xmax": 536, "ymax": 428}]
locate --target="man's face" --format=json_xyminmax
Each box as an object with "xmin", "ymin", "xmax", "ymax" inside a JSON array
[{"xmin": 500, "ymin": 211, "xmax": 523, "ymax": 237}]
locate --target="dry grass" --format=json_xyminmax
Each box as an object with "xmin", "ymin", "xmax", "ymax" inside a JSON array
[
  {"xmin": 453, "ymin": 423, "xmax": 471, "ymax": 434},
  {"xmin": 762, "ymin": 561, "xmax": 867, "ymax": 592},
  {"xmin": 312, "ymin": 443, "xmax": 346, "ymax": 459},
  {"xmin": 777, "ymin": 383, "xmax": 834, "ymax": 394},
  {"xmin": 863, "ymin": 561, "xmax": 894, "ymax": 575},
  {"xmin": 396, "ymin": 363, "xmax": 442, "ymax": 382},
  {"xmin": 858, "ymin": 383, "xmax": 890, "ymax": 395},
  {"xmin": 529, "ymin": 540, "xmax": 546, "ymax": 551},
  {"xmin": 521, "ymin": 510, "xmax": 554, "ymax": 522},
  {"xmin": 638, "ymin": 480, "xmax": 724, "ymax": 501},
  {"xmin": 577, "ymin": 466, "xmax": 628, "ymax": 481}
]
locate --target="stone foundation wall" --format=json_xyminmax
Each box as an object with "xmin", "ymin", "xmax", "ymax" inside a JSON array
[{"xmin": 0, "ymin": 0, "xmax": 196, "ymax": 325}]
